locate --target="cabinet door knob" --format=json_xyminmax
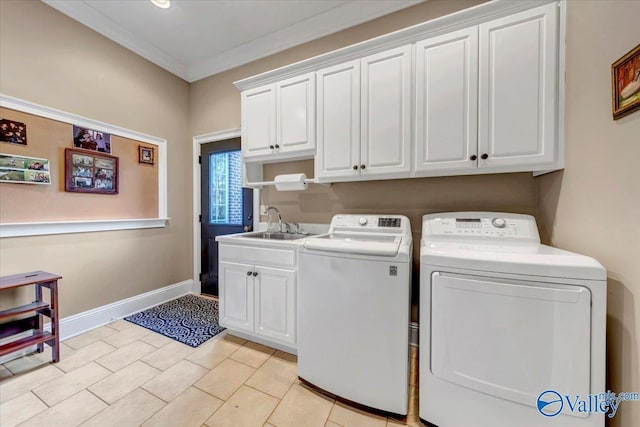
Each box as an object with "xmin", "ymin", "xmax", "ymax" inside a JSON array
[
  {"xmin": 252, "ymin": 271, "xmax": 258, "ymax": 277},
  {"xmin": 247, "ymin": 271, "xmax": 252, "ymax": 276},
  {"xmin": 470, "ymin": 155, "xmax": 477, "ymax": 161},
  {"xmin": 274, "ymin": 144, "xmax": 280, "ymax": 149},
  {"xmin": 481, "ymin": 153, "xmax": 489, "ymax": 160},
  {"xmin": 269, "ymin": 145, "xmax": 274, "ymax": 149},
  {"xmin": 360, "ymin": 164, "xmax": 366, "ymax": 170},
  {"xmin": 352, "ymin": 165, "xmax": 359, "ymax": 170}
]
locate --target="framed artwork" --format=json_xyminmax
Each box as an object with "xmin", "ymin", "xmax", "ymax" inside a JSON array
[
  {"xmin": 0, "ymin": 119, "xmax": 27, "ymax": 145},
  {"xmin": 65, "ymin": 148, "xmax": 118, "ymax": 194},
  {"xmin": 0, "ymin": 153, "xmax": 50, "ymax": 184},
  {"xmin": 612, "ymin": 43, "xmax": 640, "ymax": 120},
  {"xmin": 138, "ymin": 145, "xmax": 154, "ymax": 165},
  {"xmin": 72, "ymin": 125, "xmax": 111, "ymax": 153}
]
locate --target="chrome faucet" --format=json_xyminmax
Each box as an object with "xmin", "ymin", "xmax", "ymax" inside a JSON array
[{"xmin": 265, "ymin": 206, "xmax": 283, "ymax": 233}]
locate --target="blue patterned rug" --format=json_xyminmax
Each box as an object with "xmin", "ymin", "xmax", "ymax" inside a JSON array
[{"xmin": 125, "ymin": 294, "xmax": 225, "ymax": 347}]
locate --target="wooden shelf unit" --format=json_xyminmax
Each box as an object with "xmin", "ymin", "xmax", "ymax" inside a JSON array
[{"xmin": 0, "ymin": 271, "xmax": 61, "ymax": 363}]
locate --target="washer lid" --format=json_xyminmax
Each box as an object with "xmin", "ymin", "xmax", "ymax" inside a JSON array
[
  {"xmin": 422, "ymin": 242, "xmax": 606, "ymax": 281},
  {"xmin": 303, "ymin": 233, "xmax": 402, "ymax": 257}
]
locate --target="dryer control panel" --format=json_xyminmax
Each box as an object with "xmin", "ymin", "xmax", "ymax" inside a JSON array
[{"xmin": 422, "ymin": 212, "xmax": 540, "ymax": 242}]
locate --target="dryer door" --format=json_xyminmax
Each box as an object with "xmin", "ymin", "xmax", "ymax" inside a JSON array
[{"xmin": 430, "ymin": 272, "xmax": 591, "ymax": 415}]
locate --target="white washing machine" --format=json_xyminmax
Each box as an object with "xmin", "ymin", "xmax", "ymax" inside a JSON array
[
  {"xmin": 420, "ymin": 212, "xmax": 606, "ymax": 427},
  {"xmin": 298, "ymin": 214, "xmax": 412, "ymax": 415}
]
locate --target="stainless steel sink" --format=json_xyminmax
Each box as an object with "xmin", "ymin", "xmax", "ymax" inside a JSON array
[{"xmin": 242, "ymin": 231, "xmax": 312, "ymax": 240}]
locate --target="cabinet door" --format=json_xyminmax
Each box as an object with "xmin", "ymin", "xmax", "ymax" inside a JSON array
[
  {"xmin": 276, "ymin": 72, "xmax": 315, "ymax": 155},
  {"xmin": 315, "ymin": 60, "xmax": 361, "ymax": 181},
  {"xmin": 254, "ymin": 266, "xmax": 296, "ymax": 344},
  {"xmin": 478, "ymin": 2, "xmax": 558, "ymax": 169},
  {"xmin": 415, "ymin": 27, "xmax": 478, "ymax": 174},
  {"xmin": 219, "ymin": 261, "xmax": 254, "ymax": 333},
  {"xmin": 241, "ymin": 84, "xmax": 276, "ymax": 159},
  {"xmin": 361, "ymin": 45, "xmax": 412, "ymax": 179}
]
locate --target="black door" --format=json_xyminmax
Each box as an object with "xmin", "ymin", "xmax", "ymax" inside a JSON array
[{"xmin": 201, "ymin": 138, "xmax": 253, "ymax": 296}]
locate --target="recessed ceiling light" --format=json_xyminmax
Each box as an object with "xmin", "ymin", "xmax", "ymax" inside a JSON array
[{"xmin": 150, "ymin": 0, "xmax": 171, "ymax": 9}]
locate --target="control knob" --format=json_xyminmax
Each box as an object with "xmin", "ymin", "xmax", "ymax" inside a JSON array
[
  {"xmin": 359, "ymin": 217, "xmax": 368, "ymax": 226},
  {"xmin": 491, "ymin": 218, "xmax": 507, "ymax": 228}
]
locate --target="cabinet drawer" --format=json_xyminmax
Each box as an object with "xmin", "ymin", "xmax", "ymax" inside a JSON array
[{"xmin": 219, "ymin": 244, "xmax": 296, "ymax": 267}]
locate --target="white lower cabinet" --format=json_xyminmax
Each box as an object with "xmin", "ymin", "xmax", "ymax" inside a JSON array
[
  {"xmin": 254, "ymin": 266, "xmax": 296, "ymax": 344},
  {"xmin": 218, "ymin": 245, "xmax": 297, "ymax": 351},
  {"xmin": 219, "ymin": 261, "xmax": 254, "ymax": 333}
]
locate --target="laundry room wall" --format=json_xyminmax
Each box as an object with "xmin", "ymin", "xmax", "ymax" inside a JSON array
[
  {"xmin": 536, "ymin": 2, "xmax": 640, "ymax": 426},
  {"xmin": 189, "ymin": 0, "xmax": 536, "ymax": 237},
  {"xmin": 0, "ymin": 0, "xmax": 192, "ymax": 317}
]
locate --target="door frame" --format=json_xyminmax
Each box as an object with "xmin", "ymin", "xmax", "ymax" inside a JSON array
[{"xmin": 193, "ymin": 128, "xmax": 260, "ymax": 294}]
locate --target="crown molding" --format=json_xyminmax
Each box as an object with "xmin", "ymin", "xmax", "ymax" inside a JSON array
[{"xmin": 42, "ymin": 0, "xmax": 423, "ymax": 83}]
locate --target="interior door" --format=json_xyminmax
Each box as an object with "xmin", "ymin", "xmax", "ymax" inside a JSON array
[{"xmin": 201, "ymin": 138, "xmax": 253, "ymax": 297}]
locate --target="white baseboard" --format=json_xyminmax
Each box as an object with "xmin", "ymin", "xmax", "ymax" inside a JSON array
[{"xmin": 0, "ymin": 279, "xmax": 195, "ymax": 364}]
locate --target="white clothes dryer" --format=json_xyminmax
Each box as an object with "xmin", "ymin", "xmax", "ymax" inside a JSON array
[{"xmin": 420, "ymin": 212, "xmax": 606, "ymax": 427}]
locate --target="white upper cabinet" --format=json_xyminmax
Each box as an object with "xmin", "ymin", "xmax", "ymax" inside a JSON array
[
  {"xmin": 242, "ymin": 72, "xmax": 315, "ymax": 162},
  {"xmin": 414, "ymin": 27, "xmax": 479, "ymax": 174},
  {"xmin": 316, "ymin": 45, "xmax": 412, "ymax": 182},
  {"xmin": 241, "ymin": 85, "xmax": 276, "ymax": 158},
  {"xmin": 276, "ymin": 73, "xmax": 315, "ymax": 154},
  {"xmin": 237, "ymin": 1, "xmax": 563, "ymax": 180},
  {"xmin": 361, "ymin": 45, "xmax": 412, "ymax": 179},
  {"xmin": 315, "ymin": 60, "xmax": 361, "ymax": 180},
  {"xmin": 478, "ymin": 2, "xmax": 558, "ymax": 169}
]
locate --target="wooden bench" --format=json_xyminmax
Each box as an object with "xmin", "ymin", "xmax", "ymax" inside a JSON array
[{"xmin": 0, "ymin": 271, "xmax": 61, "ymax": 363}]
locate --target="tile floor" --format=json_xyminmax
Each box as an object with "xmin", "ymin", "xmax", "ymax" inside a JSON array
[{"xmin": 0, "ymin": 320, "xmax": 420, "ymax": 427}]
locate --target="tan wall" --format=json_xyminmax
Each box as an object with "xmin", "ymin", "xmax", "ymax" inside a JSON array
[
  {"xmin": 0, "ymin": 108, "xmax": 159, "ymax": 222},
  {"xmin": 189, "ymin": 0, "xmax": 535, "ymax": 323},
  {"xmin": 536, "ymin": 1, "xmax": 640, "ymax": 425},
  {"xmin": 0, "ymin": 0, "xmax": 191, "ymax": 317},
  {"xmin": 190, "ymin": 0, "xmax": 487, "ymax": 135}
]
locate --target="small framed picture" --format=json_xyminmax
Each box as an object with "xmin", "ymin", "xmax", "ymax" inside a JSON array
[
  {"xmin": 0, "ymin": 119, "xmax": 27, "ymax": 145},
  {"xmin": 72, "ymin": 125, "xmax": 111, "ymax": 153},
  {"xmin": 138, "ymin": 145, "xmax": 154, "ymax": 165},
  {"xmin": 612, "ymin": 43, "xmax": 640, "ymax": 120},
  {"xmin": 65, "ymin": 148, "xmax": 118, "ymax": 194}
]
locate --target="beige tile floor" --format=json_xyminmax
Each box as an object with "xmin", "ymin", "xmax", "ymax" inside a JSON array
[{"xmin": 0, "ymin": 320, "xmax": 421, "ymax": 427}]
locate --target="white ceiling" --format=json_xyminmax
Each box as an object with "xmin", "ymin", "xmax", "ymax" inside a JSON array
[{"xmin": 43, "ymin": 0, "xmax": 424, "ymax": 82}]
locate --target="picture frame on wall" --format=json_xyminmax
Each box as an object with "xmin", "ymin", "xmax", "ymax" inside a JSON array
[
  {"xmin": 0, "ymin": 119, "xmax": 27, "ymax": 145},
  {"xmin": 0, "ymin": 153, "xmax": 50, "ymax": 184},
  {"xmin": 72, "ymin": 125, "xmax": 111, "ymax": 153},
  {"xmin": 65, "ymin": 148, "xmax": 118, "ymax": 194},
  {"xmin": 612, "ymin": 43, "xmax": 640, "ymax": 120},
  {"xmin": 138, "ymin": 145, "xmax": 154, "ymax": 165}
]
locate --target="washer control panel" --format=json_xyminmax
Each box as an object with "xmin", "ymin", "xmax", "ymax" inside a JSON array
[
  {"xmin": 423, "ymin": 212, "xmax": 539, "ymax": 241},
  {"xmin": 329, "ymin": 215, "xmax": 411, "ymax": 236}
]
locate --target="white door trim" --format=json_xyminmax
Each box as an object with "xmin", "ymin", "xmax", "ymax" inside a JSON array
[{"xmin": 192, "ymin": 129, "xmax": 259, "ymax": 294}]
